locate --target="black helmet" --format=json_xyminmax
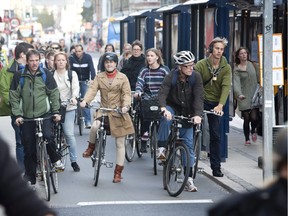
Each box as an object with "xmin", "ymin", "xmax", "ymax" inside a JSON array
[{"xmin": 103, "ymin": 52, "xmax": 118, "ymax": 65}]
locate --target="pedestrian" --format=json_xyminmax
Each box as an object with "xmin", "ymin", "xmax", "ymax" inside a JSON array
[
  {"xmin": 117, "ymin": 43, "xmax": 132, "ymax": 71},
  {"xmin": 233, "ymin": 47, "xmax": 260, "ymax": 145},
  {"xmin": 208, "ymin": 127, "xmax": 287, "ymax": 216},
  {"xmin": 134, "ymin": 48, "xmax": 170, "ymax": 153},
  {"xmin": 121, "ymin": 39, "xmax": 146, "ymax": 91},
  {"xmin": 59, "ymin": 38, "xmax": 68, "ymax": 53},
  {"xmin": 69, "ymin": 43, "xmax": 96, "ymax": 128},
  {"xmin": 158, "ymin": 51, "xmax": 204, "ymax": 192},
  {"xmin": 9, "ymin": 49, "xmax": 65, "ymax": 186},
  {"xmin": 44, "ymin": 49, "xmax": 55, "ymax": 73},
  {"xmin": 0, "ymin": 135, "xmax": 57, "ymax": 216},
  {"xmin": 53, "ymin": 52, "xmax": 81, "ymax": 172},
  {"xmin": 0, "ymin": 42, "xmax": 34, "ymax": 171},
  {"xmin": 49, "ymin": 42, "xmax": 62, "ymax": 53},
  {"xmin": 194, "ymin": 37, "xmax": 232, "ymax": 177},
  {"xmin": 80, "ymin": 52, "xmax": 134, "ymax": 183},
  {"xmin": 97, "ymin": 43, "xmax": 115, "ymax": 72}
]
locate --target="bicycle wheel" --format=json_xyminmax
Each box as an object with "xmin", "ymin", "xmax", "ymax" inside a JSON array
[
  {"xmin": 150, "ymin": 123, "xmax": 158, "ymax": 175},
  {"xmin": 193, "ymin": 130, "xmax": 202, "ymax": 179},
  {"xmin": 134, "ymin": 114, "xmax": 142, "ymax": 158},
  {"xmin": 94, "ymin": 132, "xmax": 103, "ymax": 186},
  {"xmin": 165, "ymin": 141, "xmax": 190, "ymax": 197},
  {"xmin": 78, "ymin": 107, "xmax": 84, "ymax": 136},
  {"xmin": 125, "ymin": 133, "xmax": 136, "ymax": 162},
  {"xmin": 50, "ymin": 158, "xmax": 58, "ymax": 194},
  {"xmin": 40, "ymin": 143, "xmax": 51, "ymax": 201},
  {"xmin": 60, "ymin": 130, "xmax": 69, "ymax": 167}
]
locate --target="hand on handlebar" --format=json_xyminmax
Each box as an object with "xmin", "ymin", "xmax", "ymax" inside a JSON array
[
  {"xmin": 70, "ymin": 98, "xmax": 78, "ymax": 105},
  {"xmin": 15, "ymin": 117, "xmax": 24, "ymax": 126},
  {"xmin": 121, "ymin": 107, "xmax": 129, "ymax": 114},
  {"xmin": 162, "ymin": 108, "xmax": 172, "ymax": 120},
  {"xmin": 80, "ymin": 100, "xmax": 87, "ymax": 108},
  {"xmin": 53, "ymin": 114, "xmax": 61, "ymax": 122},
  {"xmin": 192, "ymin": 116, "xmax": 202, "ymax": 124}
]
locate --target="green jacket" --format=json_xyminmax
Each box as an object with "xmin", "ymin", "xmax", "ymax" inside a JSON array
[
  {"xmin": 195, "ymin": 56, "xmax": 232, "ymax": 105},
  {"xmin": 9, "ymin": 66, "xmax": 60, "ymax": 118},
  {"xmin": 0, "ymin": 60, "xmax": 20, "ymax": 116}
]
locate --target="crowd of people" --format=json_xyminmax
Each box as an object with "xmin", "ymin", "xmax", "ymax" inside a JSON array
[{"xmin": 0, "ymin": 36, "xmax": 285, "ymax": 215}]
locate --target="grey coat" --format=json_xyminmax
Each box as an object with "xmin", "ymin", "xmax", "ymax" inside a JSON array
[{"xmin": 233, "ymin": 61, "xmax": 259, "ymax": 111}]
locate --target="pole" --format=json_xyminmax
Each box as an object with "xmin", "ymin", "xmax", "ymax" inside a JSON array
[{"xmin": 262, "ymin": 0, "xmax": 274, "ymax": 181}]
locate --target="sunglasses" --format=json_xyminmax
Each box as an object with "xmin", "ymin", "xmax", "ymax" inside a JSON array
[{"xmin": 51, "ymin": 46, "xmax": 60, "ymax": 50}]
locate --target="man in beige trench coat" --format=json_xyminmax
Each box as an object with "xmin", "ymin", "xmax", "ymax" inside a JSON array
[{"xmin": 80, "ymin": 52, "xmax": 134, "ymax": 183}]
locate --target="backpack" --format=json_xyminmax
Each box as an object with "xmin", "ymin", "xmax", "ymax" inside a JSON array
[
  {"xmin": 20, "ymin": 68, "xmax": 73, "ymax": 89},
  {"xmin": 171, "ymin": 68, "xmax": 195, "ymax": 87}
]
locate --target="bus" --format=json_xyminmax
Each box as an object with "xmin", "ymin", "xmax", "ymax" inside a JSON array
[{"xmin": 100, "ymin": 17, "xmax": 120, "ymax": 53}]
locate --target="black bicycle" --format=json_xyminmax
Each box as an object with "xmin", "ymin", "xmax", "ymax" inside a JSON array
[
  {"xmin": 23, "ymin": 116, "xmax": 59, "ymax": 201},
  {"xmin": 76, "ymin": 97, "xmax": 85, "ymax": 136},
  {"xmin": 162, "ymin": 115, "xmax": 191, "ymax": 197},
  {"xmin": 192, "ymin": 110, "xmax": 222, "ymax": 179},
  {"xmin": 89, "ymin": 106, "xmax": 120, "ymax": 187}
]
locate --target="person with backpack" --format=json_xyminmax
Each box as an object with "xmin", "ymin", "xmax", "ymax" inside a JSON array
[
  {"xmin": 157, "ymin": 51, "xmax": 203, "ymax": 192},
  {"xmin": 194, "ymin": 37, "xmax": 232, "ymax": 177},
  {"xmin": 134, "ymin": 48, "xmax": 170, "ymax": 153},
  {"xmin": 0, "ymin": 42, "xmax": 34, "ymax": 171},
  {"xmin": 53, "ymin": 52, "xmax": 80, "ymax": 172},
  {"xmin": 9, "ymin": 49, "xmax": 65, "ymax": 186}
]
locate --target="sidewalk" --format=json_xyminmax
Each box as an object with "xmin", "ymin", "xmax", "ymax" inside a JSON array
[{"xmin": 198, "ymin": 114, "xmax": 264, "ymax": 194}]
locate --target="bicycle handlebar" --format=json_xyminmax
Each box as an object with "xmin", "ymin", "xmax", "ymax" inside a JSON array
[{"xmin": 203, "ymin": 110, "xmax": 223, "ymax": 116}]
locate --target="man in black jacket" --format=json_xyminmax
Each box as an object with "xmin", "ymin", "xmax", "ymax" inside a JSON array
[
  {"xmin": 69, "ymin": 43, "xmax": 96, "ymax": 128},
  {"xmin": 208, "ymin": 127, "xmax": 287, "ymax": 216},
  {"xmin": 0, "ymin": 135, "xmax": 57, "ymax": 216}
]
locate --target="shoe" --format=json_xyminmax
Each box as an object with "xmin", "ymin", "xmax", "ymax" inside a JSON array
[
  {"xmin": 156, "ymin": 147, "xmax": 166, "ymax": 160},
  {"xmin": 212, "ymin": 169, "xmax": 224, "ymax": 177},
  {"xmin": 252, "ymin": 133, "xmax": 257, "ymax": 142},
  {"xmin": 71, "ymin": 162, "xmax": 80, "ymax": 172},
  {"xmin": 141, "ymin": 132, "xmax": 149, "ymax": 141},
  {"xmin": 54, "ymin": 160, "xmax": 65, "ymax": 171},
  {"xmin": 140, "ymin": 141, "xmax": 147, "ymax": 153},
  {"xmin": 27, "ymin": 181, "xmax": 36, "ymax": 191},
  {"xmin": 245, "ymin": 140, "xmax": 251, "ymax": 145},
  {"xmin": 185, "ymin": 177, "xmax": 198, "ymax": 192},
  {"xmin": 85, "ymin": 123, "xmax": 92, "ymax": 129},
  {"xmin": 82, "ymin": 142, "xmax": 95, "ymax": 158}
]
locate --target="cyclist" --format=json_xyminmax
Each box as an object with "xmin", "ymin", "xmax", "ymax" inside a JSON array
[
  {"xmin": 69, "ymin": 43, "xmax": 96, "ymax": 128},
  {"xmin": 121, "ymin": 40, "xmax": 146, "ymax": 91},
  {"xmin": 134, "ymin": 48, "xmax": 170, "ymax": 153},
  {"xmin": 194, "ymin": 37, "xmax": 232, "ymax": 177},
  {"xmin": 9, "ymin": 49, "xmax": 65, "ymax": 186},
  {"xmin": 158, "ymin": 51, "xmax": 203, "ymax": 192},
  {"xmin": 80, "ymin": 52, "xmax": 134, "ymax": 183},
  {"xmin": 53, "ymin": 52, "xmax": 81, "ymax": 172}
]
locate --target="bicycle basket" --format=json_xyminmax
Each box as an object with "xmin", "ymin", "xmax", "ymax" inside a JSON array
[{"xmin": 141, "ymin": 97, "xmax": 161, "ymax": 121}]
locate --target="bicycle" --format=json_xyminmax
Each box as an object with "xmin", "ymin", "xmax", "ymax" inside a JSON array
[
  {"xmin": 23, "ymin": 116, "xmax": 59, "ymax": 201},
  {"xmin": 192, "ymin": 110, "xmax": 222, "ymax": 179},
  {"xmin": 76, "ymin": 97, "xmax": 85, "ymax": 136},
  {"xmin": 125, "ymin": 91, "xmax": 137, "ymax": 162},
  {"xmin": 88, "ymin": 106, "xmax": 120, "ymax": 186},
  {"xmin": 162, "ymin": 115, "xmax": 191, "ymax": 197}
]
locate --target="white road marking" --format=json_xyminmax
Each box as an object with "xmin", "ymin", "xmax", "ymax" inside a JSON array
[{"xmin": 77, "ymin": 199, "xmax": 214, "ymax": 206}]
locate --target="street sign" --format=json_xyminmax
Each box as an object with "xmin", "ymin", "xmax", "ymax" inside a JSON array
[{"xmin": 10, "ymin": 18, "xmax": 20, "ymax": 28}]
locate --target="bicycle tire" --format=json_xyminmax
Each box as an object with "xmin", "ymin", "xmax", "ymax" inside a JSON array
[
  {"xmin": 50, "ymin": 159, "xmax": 58, "ymax": 194},
  {"xmin": 94, "ymin": 132, "xmax": 103, "ymax": 186},
  {"xmin": 78, "ymin": 106, "xmax": 84, "ymax": 136},
  {"xmin": 125, "ymin": 133, "xmax": 136, "ymax": 162},
  {"xmin": 60, "ymin": 131, "xmax": 69, "ymax": 167},
  {"xmin": 165, "ymin": 141, "xmax": 190, "ymax": 197},
  {"xmin": 150, "ymin": 123, "xmax": 158, "ymax": 175},
  {"xmin": 134, "ymin": 113, "xmax": 142, "ymax": 158},
  {"xmin": 193, "ymin": 130, "xmax": 202, "ymax": 179},
  {"xmin": 40, "ymin": 143, "xmax": 51, "ymax": 201}
]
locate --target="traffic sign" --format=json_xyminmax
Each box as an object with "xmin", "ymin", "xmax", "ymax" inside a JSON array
[{"xmin": 10, "ymin": 18, "xmax": 20, "ymax": 28}]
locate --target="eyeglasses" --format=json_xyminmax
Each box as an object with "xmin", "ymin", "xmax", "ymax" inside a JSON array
[
  {"xmin": 133, "ymin": 48, "xmax": 141, "ymax": 51},
  {"xmin": 51, "ymin": 46, "xmax": 60, "ymax": 50},
  {"xmin": 181, "ymin": 64, "xmax": 194, "ymax": 69}
]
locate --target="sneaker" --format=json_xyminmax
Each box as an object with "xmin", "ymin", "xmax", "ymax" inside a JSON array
[
  {"xmin": 85, "ymin": 123, "xmax": 92, "ymax": 129},
  {"xmin": 252, "ymin": 133, "xmax": 257, "ymax": 142},
  {"xmin": 54, "ymin": 160, "xmax": 65, "ymax": 171},
  {"xmin": 141, "ymin": 132, "xmax": 149, "ymax": 141},
  {"xmin": 71, "ymin": 162, "xmax": 80, "ymax": 172},
  {"xmin": 245, "ymin": 140, "xmax": 251, "ymax": 145},
  {"xmin": 156, "ymin": 147, "xmax": 166, "ymax": 160},
  {"xmin": 185, "ymin": 177, "xmax": 198, "ymax": 192}
]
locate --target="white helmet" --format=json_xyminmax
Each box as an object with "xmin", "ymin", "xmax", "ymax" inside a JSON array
[{"xmin": 173, "ymin": 51, "xmax": 195, "ymax": 65}]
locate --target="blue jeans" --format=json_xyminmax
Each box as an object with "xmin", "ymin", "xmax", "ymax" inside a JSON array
[
  {"xmin": 62, "ymin": 110, "xmax": 77, "ymax": 163},
  {"xmin": 204, "ymin": 101, "xmax": 221, "ymax": 171},
  {"xmin": 11, "ymin": 116, "xmax": 25, "ymax": 171},
  {"xmin": 79, "ymin": 81, "xmax": 91, "ymax": 125},
  {"xmin": 157, "ymin": 106, "xmax": 195, "ymax": 167}
]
